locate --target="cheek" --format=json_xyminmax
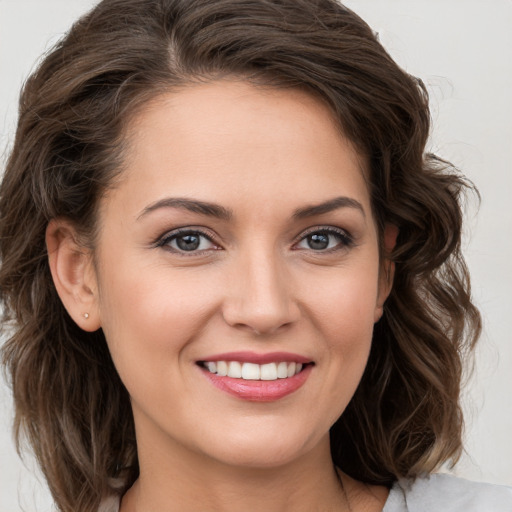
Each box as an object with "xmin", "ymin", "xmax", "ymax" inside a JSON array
[
  {"xmin": 310, "ymin": 264, "xmax": 380, "ymax": 335},
  {"xmin": 306, "ymin": 263, "xmax": 379, "ymax": 385},
  {"xmin": 96, "ymin": 257, "xmax": 218, "ymax": 377}
]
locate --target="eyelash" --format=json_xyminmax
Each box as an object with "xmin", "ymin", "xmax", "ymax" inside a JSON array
[
  {"xmin": 155, "ymin": 227, "xmax": 220, "ymax": 256},
  {"xmin": 294, "ymin": 226, "xmax": 355, "ymax": 253},
  {"xmin": 155, "ymin": 226, "xmax": 354, "ymax": 255}
]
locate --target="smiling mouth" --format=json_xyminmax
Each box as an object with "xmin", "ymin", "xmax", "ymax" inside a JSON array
[{"xmin": 198, "ymin": 361, "xmax": 311, "ymax": 381}]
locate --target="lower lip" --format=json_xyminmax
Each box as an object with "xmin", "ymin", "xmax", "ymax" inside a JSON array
[{"xmin": 200, "ymin": 365, "xmax": 312, "ymax": 402}]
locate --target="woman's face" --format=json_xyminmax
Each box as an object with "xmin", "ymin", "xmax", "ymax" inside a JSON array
[{"xmin": 90, "ymin": 81, "xmax": 391, "ymax": 469}]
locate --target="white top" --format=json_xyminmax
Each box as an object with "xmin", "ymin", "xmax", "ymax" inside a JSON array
[
  {"xmin": 383, "ymin": 473, "xmax": 512, "ymax": 511},
  {"xmin": 99, "ymin": 473, "xmax": 512, "ymax": 511}
]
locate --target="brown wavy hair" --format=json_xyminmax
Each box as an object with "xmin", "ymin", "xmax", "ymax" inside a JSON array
[{"xmin": 0, "ymin": 0, "xmax": 481, "ymax": 510}]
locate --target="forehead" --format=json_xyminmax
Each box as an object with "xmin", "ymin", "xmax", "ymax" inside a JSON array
[{"xmin": 110, "ymin": 80, "xmax": 371, "ymax": 220}]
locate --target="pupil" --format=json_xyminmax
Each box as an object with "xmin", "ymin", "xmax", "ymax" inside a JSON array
[
  {"xmin": 308, "ymin": 233, "xmax": 329, "ymax": 250},
  {"xmin": 177, "ymin": 234, "xmax": 200, "ymax": 251}
]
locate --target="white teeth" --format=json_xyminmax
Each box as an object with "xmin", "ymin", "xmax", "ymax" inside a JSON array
[
  {"xmin": 277, "ymin": 362, "xmax": 288, "ymax": 379},
  {"xmin": 242, "ymin": 362, "xmax": 260, "ymax": 380},
  {"xmin": 203, "ymin": 360, "xmax": 306, "ymax": 380},
  {"xmin": 260, "ymin": 363, "xmax": 277, "ymax": 381},
  {"xmin": 227, "ymin": 361, "xmax": 242, "ymax": 378},
  {"xmin": 216, "ymin": 360, "xmax": 228, "ymax": 376}
]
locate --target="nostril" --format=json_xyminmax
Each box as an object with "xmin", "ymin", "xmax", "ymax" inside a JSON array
[{"xmin": 221, "ymin": 268, "xmax": 300, "ymax": 335}]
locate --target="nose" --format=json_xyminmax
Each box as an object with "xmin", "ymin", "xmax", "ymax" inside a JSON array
[{"xmin": 222, "ymin": 249, "xmax": 300, "ymax": 336}]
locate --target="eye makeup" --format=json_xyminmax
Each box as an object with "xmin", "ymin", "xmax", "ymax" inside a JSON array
[
  {"xmin": 152, "ymin": 223, "xmax": 356, "ymax": 258},
  {"xmin": 294, "ymin": 226, "xmax": 355, "ymax": 253}
]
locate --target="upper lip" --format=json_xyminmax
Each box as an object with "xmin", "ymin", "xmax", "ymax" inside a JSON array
[{"xmin": 198, "ymin": 351, "xmax": 313, "ymax": 365}]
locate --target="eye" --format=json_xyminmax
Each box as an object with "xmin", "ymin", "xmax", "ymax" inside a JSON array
[
  {"xmin": 157, "ymin": 229, "xmax": 219, "ymax": 253},
  {"xmin": 295, "ymin": 227, "xmax": 353, "ymax": 251}
]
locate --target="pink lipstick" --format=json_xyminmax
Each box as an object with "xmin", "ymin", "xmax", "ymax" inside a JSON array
[{"xmin": 198, "ymin": 351, "xmax": 313, "ymax": 402}]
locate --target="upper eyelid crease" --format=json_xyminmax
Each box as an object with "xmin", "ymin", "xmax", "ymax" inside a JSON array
[
  {"xmin": 156, "ymin": 226, "xmax": 353, "ymax": 255},
  {"xmin": 156, "ymin": 230, "xmax": 220, "ymax": 256},
  {"xmin": 296, "ymin": 227, "xmax": 355, "ymax": 247},
  {"xmin": 156, "ymin": 228, "xmax": 217, "ymax": 246}
]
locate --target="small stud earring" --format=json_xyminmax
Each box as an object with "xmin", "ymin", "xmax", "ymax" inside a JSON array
[{"xmin": 83, "ymin": 313, "xmax": 90, "ymax": 319}]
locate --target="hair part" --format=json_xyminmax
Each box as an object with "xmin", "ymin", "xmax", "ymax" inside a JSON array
[{"xmin": 0, "ymin": 0, "xmax": 481, "ymax": 510}]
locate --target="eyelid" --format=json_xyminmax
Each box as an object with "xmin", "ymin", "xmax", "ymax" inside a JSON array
[
  {"xmin": 154, "ymin": 226, "xmax": 222, "ymax": 254},
  {"xmin": 293, "ymin": 225, "xmax": 355, "ymax": 251},
  {"xmin": 152, "ymin": 224, "xmax": 355, "ymax": 255}
]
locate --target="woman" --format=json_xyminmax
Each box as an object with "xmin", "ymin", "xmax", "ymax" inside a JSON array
[{"xmin": 1, "ymin": 0, "xmax": 510, "ymax": 511}]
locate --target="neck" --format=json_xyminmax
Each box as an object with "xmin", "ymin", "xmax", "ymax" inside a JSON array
[{"xmin": 121, "ymin": 433, "xmax": 349, "ymax": 512}]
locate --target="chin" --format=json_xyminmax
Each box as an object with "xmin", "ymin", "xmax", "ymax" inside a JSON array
[
  {"xmin": 192, "ymin": 420, "xmax": 325, "ymax": 470},
  {"xmin": 207, "ymin": 444, "xmax": 306, "ymax": 469}
]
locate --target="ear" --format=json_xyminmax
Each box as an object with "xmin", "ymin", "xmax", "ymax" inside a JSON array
[
  {"xmin": 46, "ymin": 219, "xmax": 101, "ymax": 332},
  {"xmin": 374, "ymin": 224, "xmax": 398, "ymax": 323}
]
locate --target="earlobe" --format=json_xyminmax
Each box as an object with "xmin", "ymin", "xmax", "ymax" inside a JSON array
[{"xmin": 46, "ymin": 219, "xmax": 101, "ymax": 332}]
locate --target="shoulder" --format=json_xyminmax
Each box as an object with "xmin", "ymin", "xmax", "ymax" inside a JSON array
[{"xmin": 383, "ymin": 473, "xmax": 512, "ymax": 512}]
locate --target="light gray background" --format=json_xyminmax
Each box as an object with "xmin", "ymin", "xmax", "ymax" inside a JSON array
[{"xmin": 1, "ymin": 1, "xmax": 511, "ymax": 510}]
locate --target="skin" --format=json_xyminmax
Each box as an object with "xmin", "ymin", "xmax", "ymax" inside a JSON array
[{"xmin": 47, "ymin": 80, "xmax": 393, "ymax": 511}]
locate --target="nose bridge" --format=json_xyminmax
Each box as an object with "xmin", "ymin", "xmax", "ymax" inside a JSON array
[{"xmin": 222, "ymin": 242, "xmax": 299, "ymax": 335}]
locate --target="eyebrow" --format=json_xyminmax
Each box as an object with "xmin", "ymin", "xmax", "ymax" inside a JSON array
[
  {"xmin": 292, "ymin": 196, "xmax": 366, "ymax": 219},
  {"xmin": 138, "ymin": 197, "xmax": 233, "ymax": 221},
  {"xmin": 137, "ymin": 195, "xmax": 365, "ymax": 221}
]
